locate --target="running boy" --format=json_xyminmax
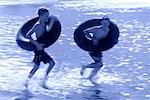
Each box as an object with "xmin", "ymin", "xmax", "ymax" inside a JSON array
[
  {"xmin": 80, "ymin": 16, "xmax": 110, "ymax": 84},
  {"xmin": 24, "ymin": 7, "xmax": 58, "ymax": 88}
]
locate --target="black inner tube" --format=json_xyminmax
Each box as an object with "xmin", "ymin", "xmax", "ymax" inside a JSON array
[
  {"xmin": 74, "ymin": 19, "xmax": 119, "ymax": 52},
  {"xmin": 16, "ymin": 17, "xmax": 61, "ymax": 51}
]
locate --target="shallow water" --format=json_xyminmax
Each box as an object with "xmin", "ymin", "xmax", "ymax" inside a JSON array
[
  {"xmin": 0, "ymin": 1, "xmax": 150, "ymax": 100},
  {"xmin": 1, "ymin": 0, "xmax": 150, "ymax": 8}
]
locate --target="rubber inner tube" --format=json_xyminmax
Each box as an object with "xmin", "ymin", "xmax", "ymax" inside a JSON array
[
  {"xmin": 74, "ymin": 19, "xmax": 119, "ymax": 52},
  {"xmin": 16, "ymin": 17, "xmax": 61, "ymax": 51}
]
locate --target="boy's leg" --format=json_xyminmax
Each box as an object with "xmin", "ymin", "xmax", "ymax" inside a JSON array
[
  {"xmin": 80, "ymin": 52, "xmax": 102, "ymax": 76},
  {"xmin": 88, "ymin": 52, "xmax": 103, "ymax": 84},
  {"xmin": 88, "ymin": 61, "xmax": 103, "ymax": 84},
  {"xmin": 41, "ymin": 51, "xmax": 55, "ymax": 87},
  {"xmin": 24, "ymin": 64, "xmax": 40, "ymax": 88},
  {"xmin": 24, "ymin": 51, "xmax": 41, "ymax": 88},
  {"xmin": 28, "ymin": 64, "xmax": 40, "ymax": 79},
  {"xmin": 44, "ymin": 60, "xmax": 55, "ymax": 81},
  {"xmin": 80, "ymin": 63, "xmax": 96, "ymax": 76}
]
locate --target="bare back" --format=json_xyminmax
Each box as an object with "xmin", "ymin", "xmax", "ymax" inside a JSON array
[
  {"xmin": 84, "ymin": 26, "xmax": 109, "ymax": 45},
  {"xmin": 93, "ymin": 26, "xmax": 109, "ymax": 40}
]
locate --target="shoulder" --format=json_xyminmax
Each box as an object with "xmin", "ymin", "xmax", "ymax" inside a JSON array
[
  {"xmin": 50, "ymin": 15, "xmax": 58, "ymax": 20},
  {"xmin": 90, "ymin": 26, "xmax": 101, "ymax": 31},
  {"xmin": 32, "ymin": 23, "xmax": 40, "ymax": 31}
]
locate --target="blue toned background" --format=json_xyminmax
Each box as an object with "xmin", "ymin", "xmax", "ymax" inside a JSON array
[{"xmin": 0, "ymin": 0, "xmax": 150, "ymax": 100}]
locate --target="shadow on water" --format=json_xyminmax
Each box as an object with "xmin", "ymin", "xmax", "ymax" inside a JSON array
[
  {"xmin": 0, "ymin": 89, "xmax": 64, "ymax": 100},
  {"xmin": 0, "ymin": 90, "xmax": 20, "ymax": 100},
  {"xmin": 66, "ymin": 84, "xmax": 108, "ymax": 100},
  {"xmin": 0, "ymin": 89, "xmax": 33, "ymax": 100},
  {"xmin": 81, "ymin": 85, "xmax": 106, "ymax": 100},
  {"xmin": 84, "ymin": 90, "xmax": 103, "ymax": 99},
  {"xmin": 13, "ymin": 89, "xmax": 33, "ymax": 100}
]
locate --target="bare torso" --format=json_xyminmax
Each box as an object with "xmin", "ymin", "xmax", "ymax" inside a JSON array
[
  {"xmin": 84, "ymin": 26, "xmax": 110, "ymax": 45},
  {"xmin": 26, "ymin": 16, "xmax": 57, "ymax": 50},
  {"xmin": 35, "ymin": 23, "xmax": 46, "ymax": 38},
  {"xmin": 93, "ymin": 26, "xmax": 109, "ymax": 40}
]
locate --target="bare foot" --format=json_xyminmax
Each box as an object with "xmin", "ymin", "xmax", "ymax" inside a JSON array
[
  {"xmin": 89, "ymin": 77, "xmax": 99, "ymax": 85},
  {"xmin": 24, "ymin": 79, "xmax": 29, "ymax": 89},
  {"xmin": 41, "ymin": 84, "xmax": 51, "ymax": 90},
  {"xmin": 80, "ymin": 65, "xmax": 86, "ymax": 76},
  {"xmin": 40, "ymin": 80, "xmax": 51, "ymax": 90}
]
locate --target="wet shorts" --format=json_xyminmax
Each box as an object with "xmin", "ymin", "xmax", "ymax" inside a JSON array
[
  {"xmin": 33, "ymin": 50, "xmax": 53, "ymax": 65},
  {"xmin": 89, "ymin": 52, "xmax": 102, "ymax": 63}
]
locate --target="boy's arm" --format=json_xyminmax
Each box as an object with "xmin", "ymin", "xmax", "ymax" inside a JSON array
[
  {"xmin": 26, "ymin": 25, "xmax": 40, "ymax": 47},
  {"xmin": 84, "ymin": 28, "xmax": 96, "ymax": 33},
  {"xmin": 47, "ymin": 16, "xmax": 57, "ymax": 32},
  {"xmin": 84, "ymin": 27, "xmax": 98, "ymax": 38}
]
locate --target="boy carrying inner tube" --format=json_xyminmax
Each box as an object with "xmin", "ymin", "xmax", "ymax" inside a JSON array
[
  {"xmin": 80, "ymin": 16, "xmax": 110, "ymax": 84},
  {"xmin": 24, "ymin": 7, "xmax": 58, "ymax": 89}
]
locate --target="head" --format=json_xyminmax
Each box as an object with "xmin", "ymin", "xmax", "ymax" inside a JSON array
[
  {"xmin": 101, "ymin": 15, "xmax": 110, "ymax": 28},
  {"xmin": 38, "ymin": 7, "xmax": 49, "ymax": 23}
]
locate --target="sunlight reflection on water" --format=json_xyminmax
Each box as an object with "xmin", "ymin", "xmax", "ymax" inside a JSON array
[{"xmin": 0, "ymin": 1, "xmax": 150, "ymax": 100}]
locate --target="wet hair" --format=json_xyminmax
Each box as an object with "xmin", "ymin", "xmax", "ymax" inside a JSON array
[
  {"xmin": 102, "ymin": 15, "xmax": 110, "ymax": 21},
  {"xmin": 102, "ymin": 17, "xmax": 110, "ymax": 21},
  {"xmin": 38, "ymin": 7, "xmax": 49, "ymax": 16}
]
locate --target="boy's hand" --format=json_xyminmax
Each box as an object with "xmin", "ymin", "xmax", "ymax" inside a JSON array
[
  {"xmin": 39, "ymin": 44, "xmax": 45, "ymax": 47},
  {"xmin": 84, "ymin": 31, "xmax": 93, "ymax": 40},
  {"xmin": 36, "ymin": 44, "xmax": 45, "ymax": 51},
  {"xmin": 92, "ymin": 38, "xmax": 99, "ymax": 45}
]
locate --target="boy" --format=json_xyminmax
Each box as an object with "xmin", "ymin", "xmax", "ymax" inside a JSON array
[
  {"xmin": 80, "ymin": 16, "xmax": 110, "ymax": 84},
  {"xmin": 24, "ymin": 7, "xmax": 58, "ymax": 88}
]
